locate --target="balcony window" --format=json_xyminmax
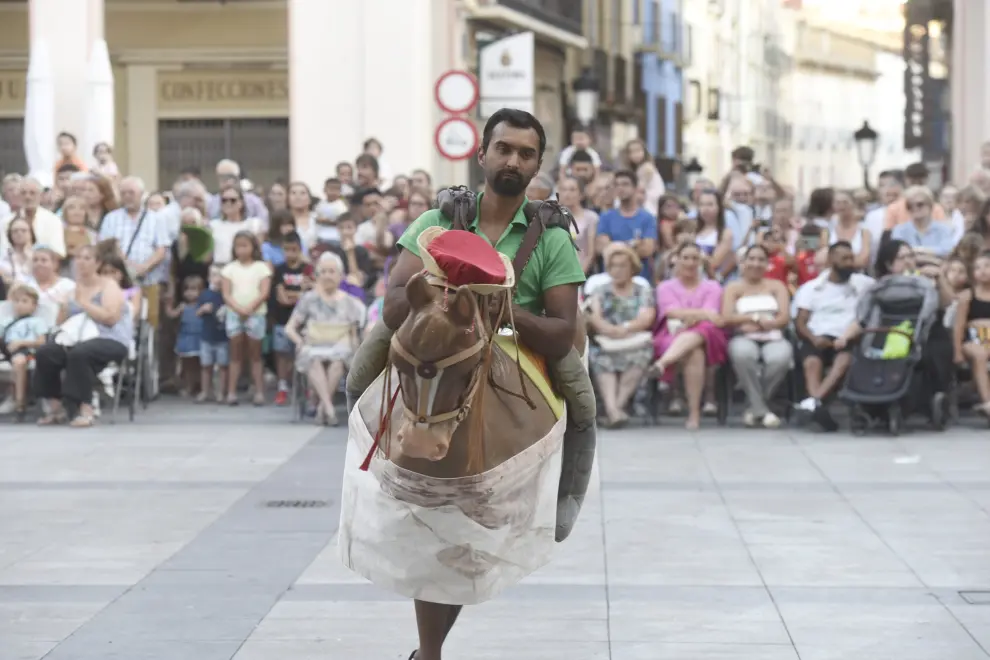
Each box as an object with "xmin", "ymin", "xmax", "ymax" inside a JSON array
[{"xmin": 496, "ymin": 0, "xmax": 584, "ymax": 36}]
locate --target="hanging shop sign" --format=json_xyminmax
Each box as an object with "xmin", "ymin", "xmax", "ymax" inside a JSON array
[{"xmin": 903, "ymin": 22, "xmax": 929, "ymax": 150}]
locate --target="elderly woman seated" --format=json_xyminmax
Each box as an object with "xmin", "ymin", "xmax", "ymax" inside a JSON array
[
  {"xmin": 586, "ymin": 243, "xmax": 656, "ymax": 427},
  {"xmin": 285, "ymin": 252, "xmax": 366, "ymax": 426},
  {"xmin": 650, "ymin": 242, "xmax": 728, "ymax": 429},
  {"xmin": 33, "ymin": 245, "xmax": 131, "ymax": 427}
]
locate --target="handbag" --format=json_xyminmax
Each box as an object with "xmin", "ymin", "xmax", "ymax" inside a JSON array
[
  {"xmin": 595, "ymin": 331, "xmax": 653, "ymax": 353},
  {"xmin": 51, "ymin": 314, "xmax": 100, "ymax": 347},
  {"xmin": 306, "ymin": 320, "xmax": 354, "ymax": 346}
]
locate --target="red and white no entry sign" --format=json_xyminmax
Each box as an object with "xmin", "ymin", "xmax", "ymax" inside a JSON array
[
  {"xmin": 435, "ymin": 117, "xmax": 478, "ymax": 161},
  {"xmin": 434, "ymin": 70, "xmax": 479, "ymax": 115}
]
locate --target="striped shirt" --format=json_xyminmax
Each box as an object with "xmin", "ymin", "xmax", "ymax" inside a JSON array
[{"xmin": 98, "ymin": 207, "xmax": 172, "ymax": 284}]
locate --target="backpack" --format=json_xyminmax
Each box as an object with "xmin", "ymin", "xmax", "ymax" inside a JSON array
[{"xmin": 435, "ymin": 186, "xmax": 578, "ymax": 286}]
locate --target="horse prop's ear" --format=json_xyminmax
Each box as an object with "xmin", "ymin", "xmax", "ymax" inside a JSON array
[
  {"xmin": 406, "ymin": 273, "xmax": 435, "ymax": 310},
  {"xmin": 448, "ymin": 287, "xmax": 477, "ymax": 327}
]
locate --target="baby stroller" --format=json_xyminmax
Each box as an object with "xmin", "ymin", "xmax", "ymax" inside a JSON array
[{"xmin": 839, "ymin": 275, "xmax": 943, "ymax": 435}]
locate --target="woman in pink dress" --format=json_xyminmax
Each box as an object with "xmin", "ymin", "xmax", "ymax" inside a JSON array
[{"xmin": 651, "ymin": 242, "xmax": 729, "ymax": 429}]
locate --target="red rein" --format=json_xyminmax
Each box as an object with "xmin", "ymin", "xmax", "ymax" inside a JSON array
[{"xmin": 359, "ymin": 385, "xmax": 401, "ymax": 472}]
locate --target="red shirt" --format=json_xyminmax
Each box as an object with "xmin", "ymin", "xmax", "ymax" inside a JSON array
[
  {"xmin": 796, "ymin": 250, "xmax": 819, "ymax": 286},
  {"xmin": 765, "ymin": 252, "xmax": 789, "ymax": 284}
]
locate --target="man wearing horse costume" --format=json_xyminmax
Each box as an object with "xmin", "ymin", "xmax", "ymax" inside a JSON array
[{"xmin": 340, "ymin": 108, "xmax": 597, "ymax": 660}]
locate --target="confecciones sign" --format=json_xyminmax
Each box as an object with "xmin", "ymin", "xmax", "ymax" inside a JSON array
[{"xmin": 903, "ymin": 21, "xmax": 929, "ymax": 150}]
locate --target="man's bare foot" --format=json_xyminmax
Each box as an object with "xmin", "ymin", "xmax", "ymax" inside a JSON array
[{"xmin": 685, "ymin": 415, "xmax": 700, "ymax": 430}]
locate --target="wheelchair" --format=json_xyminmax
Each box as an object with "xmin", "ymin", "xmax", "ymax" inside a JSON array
[
  {"xmin": 290, "ymin": 363, "xmax": 350, "ymax": 423},
  {"xmin": 101, "ymin": 296, "xmax": 155, "ymax": 423}
]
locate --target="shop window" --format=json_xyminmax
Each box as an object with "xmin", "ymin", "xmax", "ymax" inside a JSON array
[
  {"xmin": 158, "ymin": 118, "xmax": 288, "ymax": 191},
  {"xmin": 0, "ymin": 119, "xmax": 27, "ymax": 179}
]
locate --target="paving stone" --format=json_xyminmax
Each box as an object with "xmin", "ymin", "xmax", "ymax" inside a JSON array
[{"xmin": 4, "ymin": 402, "xmax": 990, "ymax": 658}]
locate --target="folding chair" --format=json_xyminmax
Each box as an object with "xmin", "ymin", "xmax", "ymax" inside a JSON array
[{"xmin": 290, "ymin": 367, "xmax": 309, "ymax": 422}]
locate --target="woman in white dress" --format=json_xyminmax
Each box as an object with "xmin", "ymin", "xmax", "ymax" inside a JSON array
[{"xmin": 209, "ymin": 186, "xmax": 263, "ymax": 266}]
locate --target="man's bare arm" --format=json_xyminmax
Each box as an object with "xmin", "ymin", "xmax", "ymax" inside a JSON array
[
  {"xmin": 382, "ymin": 248, "xmax": 425, "ymax": 330},
  {"xmin": 511, "ymin": 283, "xmax": 579, "ymax": 360}
]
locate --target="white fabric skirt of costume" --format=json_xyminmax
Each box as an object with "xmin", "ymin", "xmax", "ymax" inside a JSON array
[{"xmin": 337, "ymin": 369, "xmax": 566, "ymax": 605}]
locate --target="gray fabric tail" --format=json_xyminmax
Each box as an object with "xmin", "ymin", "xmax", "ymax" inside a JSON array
[
  {"xmin": 548, "ymin": 348, "xmax": 598, "ymax": 543},
  {"xmin": 555, "ymin": 422, "xmax": 597, "ymax": 542}
]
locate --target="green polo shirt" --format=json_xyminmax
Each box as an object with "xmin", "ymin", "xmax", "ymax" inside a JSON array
[{"xmin": 396, "ymin": 193, "xmax": 586, "ymax": 314}]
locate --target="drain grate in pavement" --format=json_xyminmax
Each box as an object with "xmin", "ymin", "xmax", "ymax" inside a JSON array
[
  {"xmin": 263, "ymin": 499, "xmax": 331, "ymax": 509},
  {"xmin": 959, "ymin": 591, "xmax": 990, "ymax": 605}
]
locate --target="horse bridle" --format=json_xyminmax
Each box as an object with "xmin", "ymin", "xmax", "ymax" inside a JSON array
[{"xmin": 388, "ymin": 308, "xmax": 489, "ymax": 429}]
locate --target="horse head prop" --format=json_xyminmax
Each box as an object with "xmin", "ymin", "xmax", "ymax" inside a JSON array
[
  {"xmin": 385, "ymin": 227, "xmax": 518, "ymax": 473},
  {"xmin": 390, "ymin": 273, "xmax": 492, "ymax": 463}
]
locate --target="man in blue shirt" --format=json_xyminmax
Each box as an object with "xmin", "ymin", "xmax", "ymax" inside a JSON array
[
  {"xmin": 890, "ymin": 187, "xmax": 957, "ymax": 258},
  {"xmin": 595, "ymin": 170, "xmax": 657, "ymax": 279}
]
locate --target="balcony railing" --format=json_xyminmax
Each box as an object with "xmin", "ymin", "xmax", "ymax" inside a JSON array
[{"xmin": 495, "ymin": 0, "xmax": 583, "ymax": 36}]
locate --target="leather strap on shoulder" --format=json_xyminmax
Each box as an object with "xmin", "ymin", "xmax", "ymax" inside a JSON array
[{"xmin": 511, "ymin": 203, "xmax": 546, "ymax": 287}]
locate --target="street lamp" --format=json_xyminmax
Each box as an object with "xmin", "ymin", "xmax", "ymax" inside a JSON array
[
  {"xmin": 853, "ymin": 120, "xmax": 879, "ymax": 190},
  {"xmin": 572, "ymin": 67, "xmax": 600, "ymax": 126}
]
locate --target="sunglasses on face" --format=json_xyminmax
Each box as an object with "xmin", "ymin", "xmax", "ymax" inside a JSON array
[
  {"xmin": 221, "ymin": 197, "xmax": 240, "ymax": 204},
  {"xmin": 907, "ymin": 202, "xmax": 929, "ymax": 210}
]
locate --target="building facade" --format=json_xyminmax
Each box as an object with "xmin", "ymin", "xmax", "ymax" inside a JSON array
[
  {"xmin": 946, "ymin": 0, "xmax": 990, "ymax": 179},
  {"xmin": 679, "ymin": 0, "xmax": 793, "ymax": 181},
  {"xmin": 0, "ymin": 0, "xmax": 588, "ymax": 193},
  {"xmin": 639, "ymin": 0, "xmax": 685, "ymax": 167}
]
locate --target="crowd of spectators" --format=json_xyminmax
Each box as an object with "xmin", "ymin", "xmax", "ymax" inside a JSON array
[
  {"xmin": 566, "ymin": 139, "xmax": 990, "ymax": 431},
  {"xmin": 2, "ymin": 128, "xmax": 990, "ymax": 433}
]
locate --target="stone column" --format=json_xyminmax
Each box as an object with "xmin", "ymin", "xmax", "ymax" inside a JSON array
[
  {"xmin": 290, "ymin": 0, "xmax": 452, "ymax": 192},
  {"xmin": 951, "ymin": 0, "xmax": 990, "ymax": 179},
  {"xmin": 29, "ymin": 0, "xmax": 103, "ymax": 149}
]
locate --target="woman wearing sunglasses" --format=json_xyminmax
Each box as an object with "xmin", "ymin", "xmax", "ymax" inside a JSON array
[
  {"xmin": 889, "ymin": 187, "xmax": 956, "ymax": 260},
  {"xmin": 208, "ymin": 186, "xmax": 264, "ymax": 266}
]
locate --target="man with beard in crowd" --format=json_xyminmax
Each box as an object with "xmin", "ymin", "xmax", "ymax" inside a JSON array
[{"xmin": 345, "ymin": 110, "xmax": 598, "ymax": 660}]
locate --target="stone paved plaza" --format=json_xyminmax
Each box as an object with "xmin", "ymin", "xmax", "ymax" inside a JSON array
[{"xmin": 2, "ymin": 401, "xmax": 990, "ymax": 660}]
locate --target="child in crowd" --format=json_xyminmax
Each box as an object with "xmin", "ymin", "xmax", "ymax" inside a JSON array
[
  {"xmin": 62, "ymin": 195, "xmax": 95, "ymax": 276},
  {"xmin": 99, "ymin": 252, "xmax": 142, "ymax": 322},
  {"xmin": 270, "ymin": 232, "xmax": 312, "ymax": 406},
  {"xmin": 364, "ymin": 275, "xmax": 387, "ymax": 334},
  {"xmin": 197, "ymin": 266, "xmax": 229, "ymax": 403},
  {"xmin": 221, "ymin": 231, "xmax": 271, "ymax": 406},
  {"xmin": 795, "ymin": 224, "xmax": 823, "ymax": 287},
  {"xmin": 91, "ymin": 142, "xmax": 119, "ymax": 180},
  {"xmin": 313, "ymin": 203, "xmax": 344, "ymax": 247},
  {"xmin": 953, "ymin": 251, "xmax": 990, "ymax": 417},
  {"xmin": 168, "ymin": 275, "xmax": 205, "ymax": 397},
  {"xmin": 943, "ymin": 256, "xmax": 971, "ymax": 330},
  {"xmin": 0, "ymin": 285, "xmax": 49, "ymax": 419},
  {"xmin": 760, "ymin": 224, "xmax": 794, "ymax": 289},
  {"xmin": 145, "ymin": 191, "xmax": 167, "ymax": 212},
  {"xmin": 263, "ymin": 209, "xmax": 306, "ymax": 267}
]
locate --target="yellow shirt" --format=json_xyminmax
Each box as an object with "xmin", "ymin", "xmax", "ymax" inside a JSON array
[{"xmin": 221, "ymin": 260, "xmax": 271, "ymax": 316}]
